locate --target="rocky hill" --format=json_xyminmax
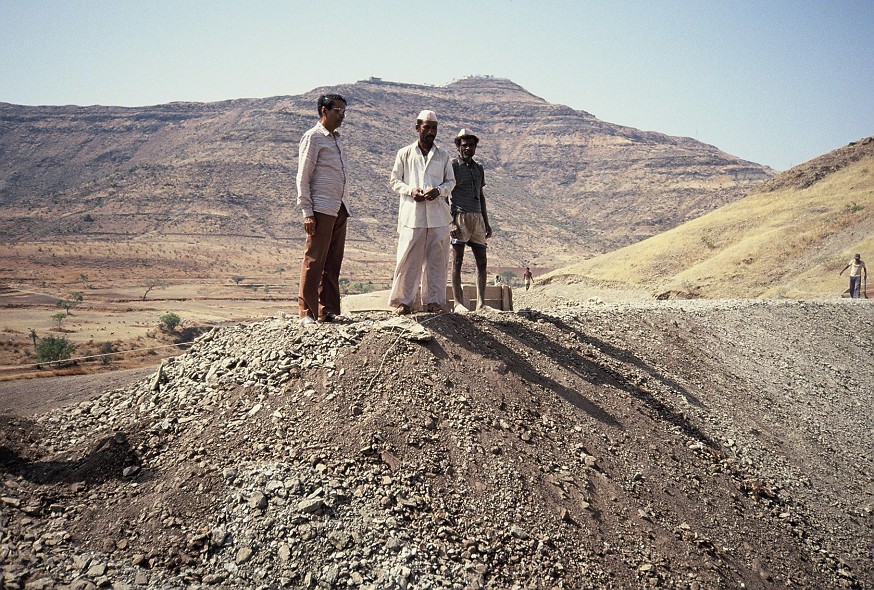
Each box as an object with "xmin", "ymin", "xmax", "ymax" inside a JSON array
[
  {"xmin": 0, "ymin": 77, "xmax": 773, "ymax": 271},
  {"xmin": 539, "ymin": 136, "xmax": 874, "ymax": 298},
  {"xmin": 1, "ymin": 300, "xmax": 871, "ymax": 589}
]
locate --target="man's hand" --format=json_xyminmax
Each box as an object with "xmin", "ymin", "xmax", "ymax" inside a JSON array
[
  {"xmin": 485, "ymin": 223, "xmax": 493, "ymax": 239},
  {"xmin": 423, "ymin": 187, "xmax": 440, "ymax": 201},
  {"xmin": 412, "ymin": 188, "xmax": 426, "ymax": 202},
  {"xmin": 304, "ymin": 216, "xmax": 316, "ymax": 236}
]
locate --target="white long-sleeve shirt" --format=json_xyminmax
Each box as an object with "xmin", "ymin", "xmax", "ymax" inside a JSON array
[
  {"xmin": 296, "ymin": 122, "xmax": 348, "ymax": 218},
  {"xmin": 390, "ymin": 142, "xmax": 456, "ymax": 230}
]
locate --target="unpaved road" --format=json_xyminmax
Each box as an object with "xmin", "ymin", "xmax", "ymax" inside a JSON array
[{"xmin": 0, "ymin": 366, "xmax": 157, "ymax": 416}]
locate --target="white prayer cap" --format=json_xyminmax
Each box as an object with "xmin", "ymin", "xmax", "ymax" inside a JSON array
[
  {"xmin": 455, "ymin": 128, "xmax": 479, "ymax": 144},
  {"xmin": 417, "ymin": 110, "xmax": 438, "ymax": 122}
]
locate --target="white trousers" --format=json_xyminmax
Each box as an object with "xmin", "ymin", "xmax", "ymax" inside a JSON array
[{"xmin": 388, "ymin": 225, "xmax": 449, "ymax": 307}]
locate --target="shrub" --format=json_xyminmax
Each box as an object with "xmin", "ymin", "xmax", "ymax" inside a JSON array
[
  {"xmin": 36, "ymin": 336, "xmax": 76, "ymax": 363},
  {"xmin": 99, "ymin": 341, "xmax": 116, "ymax": 365},
  {"xmin": 350, "ymin": 281, "xmax": 375, "ymax": 294},
  {"xmin": 159, "ymin": 312, "xmax": 181, "ymax": 332},
  {"xmin": 52, "ymin": 312, "xmax": 67, "ymax": 329},
  {"xmin": 499, "ymin": 270, "xmax": 518, "ymax": 286}
]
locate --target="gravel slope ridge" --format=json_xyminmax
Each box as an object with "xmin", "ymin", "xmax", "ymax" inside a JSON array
[{"xmin": 1, "ymin": 299, "xmax": 871, "ymax": 589}]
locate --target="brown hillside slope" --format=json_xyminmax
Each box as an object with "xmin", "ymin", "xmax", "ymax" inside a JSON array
[
  {"xmin": 0, "ymin": 77, "xmax": 772, "ymax": 276},
  {"xmin": 540, "ymin": 137, "xmax": 874, "ymax": 298},
  {"xmin": 0, "ymin": 302, "xmax": 871, "ymax": 588}
]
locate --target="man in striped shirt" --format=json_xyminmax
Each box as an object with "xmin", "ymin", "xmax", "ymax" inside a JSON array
[
  {"xmin": 449, "ymin": 128, "xmax": 492, "ymax": 311},
  {"xmin": 296, "ymin": 93, "xmax": 349, "ymax": 325}
]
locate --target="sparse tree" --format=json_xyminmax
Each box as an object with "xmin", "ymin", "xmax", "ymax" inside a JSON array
[
  {"xmin": 70, "ymin": 291, "xmax": 84, "ymax": 302},
  {"xmin": 29, "ymin": 328, "xmax": 38, "ymax": 347},
  {"xmin": 80, "ymin": 273, "xmax": 89, "ymax": 288},
  {"xmin": 142, "ymin": 279, "xmax": 166, "ymax": 301},
  {"xmin": 159, "ymin": 312, "xmax": 181, "ymax": 333},
  {"xmin": 232, "ymin": 276, "xmax": 245, "ymax": 285},
  {"xmin": 57, "ymin": 299, "xmax": 78, "ymax": 315},
  {"xmin": 36, "ymin": 335, "xmax": 75, "ymax": 363},
  {"xmin": 52, "ymin": 312, "xmax": 67, "ymax": 330}
]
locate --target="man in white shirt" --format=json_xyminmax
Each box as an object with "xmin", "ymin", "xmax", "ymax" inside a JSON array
[
  {"xmin": 839, "ymin": 253, "xmax": 867, "ymax": 298},
  {"xmin": 388, "ymin": 110, "xmax": 456, "ymax": 314}
]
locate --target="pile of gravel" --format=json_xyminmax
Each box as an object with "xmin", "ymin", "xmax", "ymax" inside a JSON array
[{"xmin": 1, "ymin": 301, "xmax": 871, "ymax": 589}]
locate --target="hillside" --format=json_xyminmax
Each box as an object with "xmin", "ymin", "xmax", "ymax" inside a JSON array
[
  {"xmin": 0, "ymin": 301, "xmax": 871, "ymax": 588},
  {"xmin": 0, "ymin": 77, "xmax": 772, "ymax": 283},
  {"xmin": 540, "ymin": 136, "xmax": 874, "ymax": 298}
]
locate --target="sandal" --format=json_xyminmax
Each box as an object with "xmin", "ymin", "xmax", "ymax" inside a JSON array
[
  {"xmin": 395, "ymin": 304, "xmax": 411, "ymax": 316},
  {"xmin": 322, "ymin": 312, "xmax": 351, "ymax": 323}
]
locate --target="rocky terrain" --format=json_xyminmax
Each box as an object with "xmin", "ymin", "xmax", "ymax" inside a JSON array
[
  {"xmin": 1, "ymin": 299, "xmax": 871, "ymax": 589},
  {"xmin": 0, "ymin": 77, "xmax": 773, "ymax": 270},
  {"xmin": 758, "ymin": 136, "xmax": 874, "ymax": 193}
]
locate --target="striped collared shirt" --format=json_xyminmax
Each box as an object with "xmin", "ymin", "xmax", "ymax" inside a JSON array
[
  {"xmin": 296, "ymin": 122, "xmax": 348, "ymax": 218},
  {"xmin": 450, "ymin": 157, "xmax": 485, "ymax": 215}
]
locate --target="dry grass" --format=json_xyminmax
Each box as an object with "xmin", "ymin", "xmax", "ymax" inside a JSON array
[
  {"xmin": 0, "ymin": 235, "xmax": 400, "ymax": 377},
  {"xmin": 543, "ymin": 157, "xmax": 874, "ymax": 298}
]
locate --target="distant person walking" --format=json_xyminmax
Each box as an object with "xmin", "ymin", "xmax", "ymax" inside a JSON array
[
  {"xmin": 388, "ymin": 110, "xmax": 456, "ymax": 315},
  {"xmin": 839, "ymin": 253, "xmax": 867, "ymax": 298},
  {"xmin": 449, "ymin": 129, "xmax": 492, "ymax": 312},
  {"xmin": 296, "ymin": 93, "xmax": 350, "ymax": 325},
  {"xmin": 523, "ymin": 267, "xmax": 533, "ymax": 291}
]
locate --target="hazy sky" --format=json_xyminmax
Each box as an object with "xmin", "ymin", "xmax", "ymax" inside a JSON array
[{"xmin": 1, "ymin": 0, "xmax": 872, "ymax": 171}]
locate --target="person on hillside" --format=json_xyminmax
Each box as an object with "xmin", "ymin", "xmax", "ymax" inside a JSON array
[
  {"xmin": 388, "ymin": 110, "xmax": 456, "ymax": 315},
  {"xmin": 296, "ymin": 93, "xmax": 350, "ymax": 326},
  {"xmin": 523, "ymin": 267, "xmax": 533, "ymax": 291},
  {"xmin": 493, "ymin": 275, "xmax": 502, "ymax": 286},
  {"xmin": 449, "ymin": 129, "xmax": 492, "ymax": 312},
  {"xmin": 839, "ymin": 253, "xmax": 867, "ymax": 298}
]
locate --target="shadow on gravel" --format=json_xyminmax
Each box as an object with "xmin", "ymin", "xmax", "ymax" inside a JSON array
[
  {"xmin": 539, "ymin": 313, "xmax": 705, "ymax": 407},
  {"xmin": 427, "ymin": 314, "xmax": 621, "ymax": 428},
  {"xmin": 428, "ymin": 313, "xmax": 719, "ymax": 450},
  {"xmin": 177, "ymin": 325, "xmax": 212, "ymax": 344},
  {"xmin": 0, "ymin": 432, "xmax": 141, "ymax": 485},
  {"xmin": 511, "ymin": 312, "xmax": 718, "ymax": 449}
]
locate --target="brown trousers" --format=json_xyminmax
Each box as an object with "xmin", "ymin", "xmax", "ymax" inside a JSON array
[{"xmin": 298, "ymin": 204, "xmax": 348, "ymax": 319}]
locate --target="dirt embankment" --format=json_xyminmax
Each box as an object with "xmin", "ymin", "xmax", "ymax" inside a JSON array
[{"xmin": 0, "ymin": 299, "xmax": 871, "ymax": 589}]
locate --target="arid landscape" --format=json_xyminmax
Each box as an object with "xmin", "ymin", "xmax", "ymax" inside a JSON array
[
  {"xmin": 0, "ymin": 77, "xmax": 778, "ymax": 379},
  {"xmin": 1, "ymin": 79, "xmax": 872, "ymax": 589}
]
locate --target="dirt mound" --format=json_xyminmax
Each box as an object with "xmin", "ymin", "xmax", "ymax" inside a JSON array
[{"xmin": 1, "ymin": 301, "xmax": 871, "ymax": 589}]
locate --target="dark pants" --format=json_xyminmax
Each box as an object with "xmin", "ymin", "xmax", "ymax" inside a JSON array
[
  {"xmin": 298, "ymin": 204, "xmax": 348, "ymax": 319},
  {"xmin": 849, "ymin": 276, "xmax": 861, "ymax": 298}
]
